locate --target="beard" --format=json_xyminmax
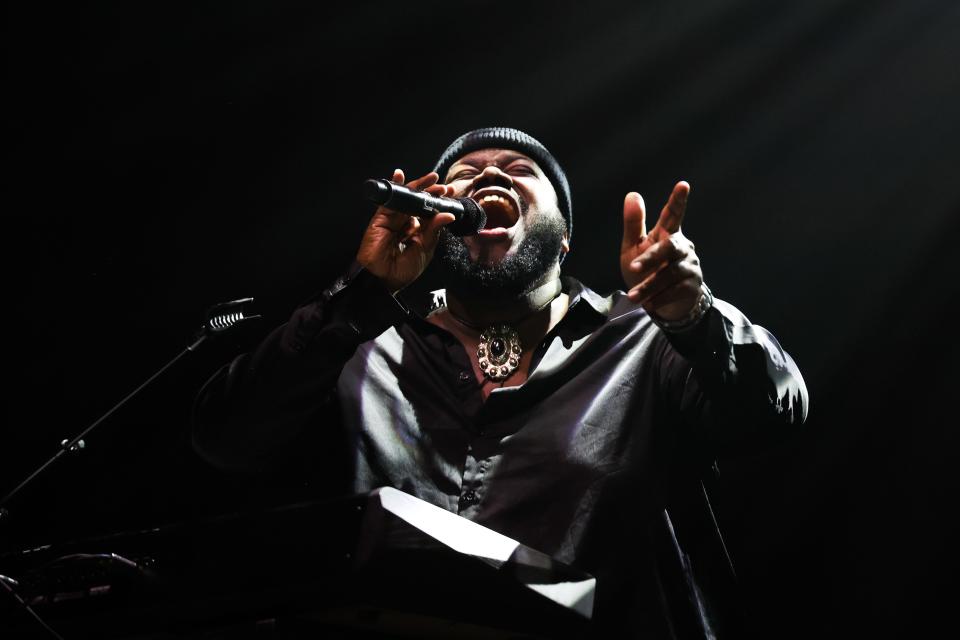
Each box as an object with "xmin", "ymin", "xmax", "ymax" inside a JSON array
[{"xmin": 435, "ymin": 209, "xmax": 567, "ymax": 300}]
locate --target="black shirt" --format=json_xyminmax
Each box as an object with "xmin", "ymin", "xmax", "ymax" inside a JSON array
[{"xmin": 194, "ymin": 269, "xmax": 808, "ymax": 636}]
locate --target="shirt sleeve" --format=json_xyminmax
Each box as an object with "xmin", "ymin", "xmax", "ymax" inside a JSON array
[
  {"xmin": 191, "ymin": 264, "xmax": 409, "ymax": 470},
  {"xmin": 658, "ymin": 297, "xmax": 809, "ymax": 457}
]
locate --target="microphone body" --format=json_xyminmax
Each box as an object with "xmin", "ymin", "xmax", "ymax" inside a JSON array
[{"xmin": 363, "ymin": 179, "xmax": 486, "ymax": 236}]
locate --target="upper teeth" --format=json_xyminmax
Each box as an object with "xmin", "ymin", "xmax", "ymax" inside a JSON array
[{"xmin": 481, "ymin": 194, "xmax": 511, "ymax": 207}]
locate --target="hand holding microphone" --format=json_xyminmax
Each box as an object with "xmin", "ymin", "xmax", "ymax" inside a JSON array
[
  {"xmin": 357, "ymin": 170, "xmax": 479, "ymax": 294},
  {"xmin": 363, "ymin": 177, "xmax": 486, "ymax": 236}
]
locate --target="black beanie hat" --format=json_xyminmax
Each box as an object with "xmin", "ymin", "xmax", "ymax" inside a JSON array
[{"xmin": 432, "ymin": 127, "xmax": 572, "ymax": 242}]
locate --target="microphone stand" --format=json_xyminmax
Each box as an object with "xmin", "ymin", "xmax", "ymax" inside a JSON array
[{"xmin": 0, "ymin": 297, "xmax": 259, "ymax": 639}]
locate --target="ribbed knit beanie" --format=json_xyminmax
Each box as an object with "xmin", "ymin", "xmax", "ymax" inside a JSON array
[{"xmin": 432, "ymin": 127, "xmax": 572, "ymax": 243}]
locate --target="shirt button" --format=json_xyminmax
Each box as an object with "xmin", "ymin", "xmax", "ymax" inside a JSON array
[{"xmin": 458, "ymin": 371, "xmax": 472, "ymax": 383}]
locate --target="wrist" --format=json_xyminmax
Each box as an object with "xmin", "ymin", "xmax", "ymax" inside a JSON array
[
  {"xmin": 354, "ymin": 253, "xmax": 414, "ymax": 296},
  {"xmin": 311, "ymin": 263, "xmax": 410, "ymax": 341},
  {"xmin": 650, "ymin": 283, "xmax": 714, "ymax": 333}
]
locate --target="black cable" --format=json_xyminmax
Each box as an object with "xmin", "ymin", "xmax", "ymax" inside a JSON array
[{"xmin": 0, "ymin": 575, "xmax": 65, "ymax": 640}]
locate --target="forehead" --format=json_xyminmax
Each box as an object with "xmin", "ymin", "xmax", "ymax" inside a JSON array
[{"xmin": 449, "ymin": 148, "xmax": 537, "ymax": 168}]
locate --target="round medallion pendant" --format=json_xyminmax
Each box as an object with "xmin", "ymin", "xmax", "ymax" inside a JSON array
[{"xmin": 476, "ymin": 324, "xmax": 522, "ymax": 382}]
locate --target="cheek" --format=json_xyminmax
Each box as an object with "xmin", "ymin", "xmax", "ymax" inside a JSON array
[
  {"xmin": 518, "ymin": 181, "xmax": 557, "ymax": 213},
  {"xmin": 535, "ymin": 186, "xmax": 559, "ymax": 212},
  {"xmin": 448, "ymin": 180, "xmax": 471, "ymax": 196}
]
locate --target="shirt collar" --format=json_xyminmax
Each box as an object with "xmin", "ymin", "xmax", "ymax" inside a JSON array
[
  {"xmin": 561, "ymin": 276, "xmax": 613, "ymax": 319},
  {"xmin": 402, "ymin": 276, "xmax": 613, "ymax": 338},
  {"xmin": 554, "ymin": 276, "xmax": 611, "ymax": 339}
]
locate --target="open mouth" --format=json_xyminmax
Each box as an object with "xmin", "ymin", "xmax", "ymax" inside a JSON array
[{"xmin": 472, "ymin": 188, "xmax": 521, "ymax": 229}]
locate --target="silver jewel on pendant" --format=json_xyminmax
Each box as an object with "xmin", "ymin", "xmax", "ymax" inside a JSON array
[{"xmin": 476, "ymin": 324, "xmax": 522, "ymax": 381}]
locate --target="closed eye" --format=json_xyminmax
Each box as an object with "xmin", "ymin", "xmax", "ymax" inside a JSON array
[{"xmin": 508, "ymin": 165, "xmax": 536, "ymax": 176}]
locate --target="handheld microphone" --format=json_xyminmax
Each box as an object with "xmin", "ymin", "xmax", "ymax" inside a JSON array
[{"xmin": 363, "ymin": 179, "xmax": 486, "ymax": 236}]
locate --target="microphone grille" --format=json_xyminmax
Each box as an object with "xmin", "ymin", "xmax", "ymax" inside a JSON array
[{"xmin": 447, "ymin": 198, "xmax": 486, "ymax": 236}]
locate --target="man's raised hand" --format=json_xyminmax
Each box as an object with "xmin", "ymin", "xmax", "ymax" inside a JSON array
[
  {"xmin": 620, "ymin": 181, "xmax": 704, "ymax": 322},
  {"xmin": 356, "ymin": 169, "xmax": 456, "ymax": 294}
]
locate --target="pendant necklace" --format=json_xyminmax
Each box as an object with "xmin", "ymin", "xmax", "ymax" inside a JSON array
[
  {"xmin": 475, "ymin": 324, "xmax": 523, "ymax": 382},
  {"xmin": 447, "ymin": 296, "xmax": 556, "ymax": 382}
]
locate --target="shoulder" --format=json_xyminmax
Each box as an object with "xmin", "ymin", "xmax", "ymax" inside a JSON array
[
  {"xmin": 561, "ymin": 276, "xmax": 677, "ymax": 365},
  {"xmin": 564, "ymin": 276, "xmax": 659, "ymax": 334}
]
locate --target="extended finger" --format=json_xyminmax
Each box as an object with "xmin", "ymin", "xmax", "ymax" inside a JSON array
[
  {"xmin": 621, "ymin": 192, "xmax": 647, "ymax": 252},
  {"xmin": 392, "ymin": 168, "xmax": 405, "ymax": 184},
  {"xmin": 655, "ymin": 181, "xmax": 690, "ymax": 234}
]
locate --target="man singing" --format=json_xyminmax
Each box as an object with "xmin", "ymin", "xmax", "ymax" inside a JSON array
[{"xmin": 194, "ymin": 127, "xmax": 807, "ymax": 636}]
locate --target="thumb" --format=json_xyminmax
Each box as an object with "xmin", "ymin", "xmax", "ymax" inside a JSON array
[
  {"xmin": 421, "ymin": 211, "xmax": 457, "ymax": 248},
  {"xmin": 621, "ymin": 192, "xmax": 647, "ymax": 252}
]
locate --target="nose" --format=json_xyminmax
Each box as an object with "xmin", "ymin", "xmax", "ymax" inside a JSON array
[{"xmin": 471, "ymin": 165, "xmax": 513, "ymax": 191}]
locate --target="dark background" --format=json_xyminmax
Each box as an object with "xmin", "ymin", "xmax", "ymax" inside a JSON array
[{"xmin": 4, "ymin": 0, "xmax": 958, "ymax": 637}]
